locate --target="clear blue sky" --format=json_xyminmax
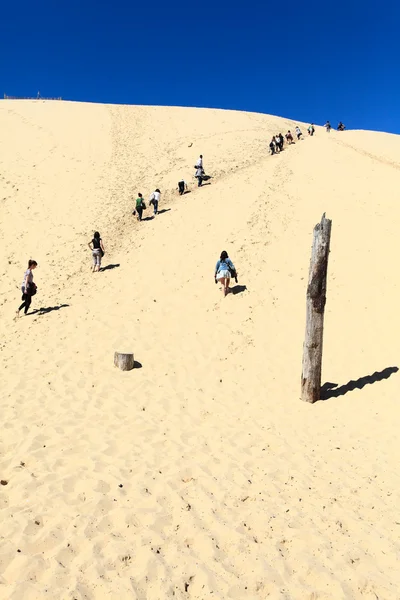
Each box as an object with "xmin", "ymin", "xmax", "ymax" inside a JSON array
[{"xmin": 2, "ymin": 0, "xmax": 399, "ymax": 133}]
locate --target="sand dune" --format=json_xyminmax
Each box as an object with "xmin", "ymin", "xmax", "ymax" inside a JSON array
[{"xmin": 1, "ymin": 100, "xmax": 400, "ymax": 599}]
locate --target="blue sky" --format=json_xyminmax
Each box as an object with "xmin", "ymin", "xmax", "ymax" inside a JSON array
[{"xmin": 2, "ymin": 0, "xmax": 399, "ymax": 133}]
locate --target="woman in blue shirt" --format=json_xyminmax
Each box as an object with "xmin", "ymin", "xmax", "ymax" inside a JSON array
[{"xmin": 214, "ymin": 250, "xmax": 237, "ymax": 297}]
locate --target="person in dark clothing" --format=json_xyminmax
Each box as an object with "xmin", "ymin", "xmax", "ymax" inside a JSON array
[
  {"xmin": 278, "ymin": 133, "xmax": 284, "ymax": 151},
  {"xmin": 16, "ymin": 259, "xmax": 37, "ymax": 318},
  {"xmin": 88, "ymin": 231, "xmax": 105, "ymax": 272},
  {"xmin": 178, "ymin": 180, "xmax": 187, "ymax": 195},
  {"xmin": 195, "ymin": 167, "xmax": 204, "ymax": 186},
  {"xmin": 269, "ymin": 138, "xmax": 276, "ymax": 155}
]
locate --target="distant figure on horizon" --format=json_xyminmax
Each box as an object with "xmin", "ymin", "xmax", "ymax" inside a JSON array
[
  {"xmin": 149, "ymin": 189, "xmax": 161, "ymax": 216},
  {"xmin": 134, "ymin": 193, "xmax": 146, "ymax": 222},
  {"xmin": 286, "ymin": 130, "xmax": 294, "ymax": 144},
  {"xmin": 15, "ymin": 259, "xmax": 38, "ymax": 318},
  {"xmin": 308, "ymin": 123, "xmax": 315, "ymax": 136},
  {"xmin": 337, "ymin": 121, "xmax": 346, "ymax": 131},
  {"xmin": 178, "ymin": 180, "xmax": 188, "ymax": 195},
  {"xmin": 214, "ymin": 250, "xmax": 237, "ymax": 297},
  {"xmin": 295, "ymin": 126, "xmax": 303, "ymax": 140},
  {"xmin": 325, "ymin": 120, "xmax": 331, "ymax": 132},
  {"xmin": 195, "ymin": 155, "xmax": 203, "ymax": 169},
  {"xmin": 88, "ymin": 231, "xmax": 105, "ymax": 273},
  {"xmin": 195, "ymin": 166, "xmax": 204, "ymax": 186}
]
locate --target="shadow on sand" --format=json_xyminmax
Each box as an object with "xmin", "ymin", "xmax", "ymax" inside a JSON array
[
  {"xmin": 231, "ymin": 284, "xmax": 247, "ymax": 295},
  {"xmin": 100, "ymin": 263, "xmax": 120, "ymax": 272},
  {"xmin": 142, "ymin": 209, "xmax": 171, "ymax": 221},
  {"xmin": 320, "ymin": 366, "xmax": 398, "ymax": 400},
  {"xmin": 28, "ymin": 304, "xmax": 70, "ymax": 316}
]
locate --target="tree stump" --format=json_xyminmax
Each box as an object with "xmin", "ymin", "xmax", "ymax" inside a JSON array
[
  {"xmin": 301, "ymin": 213, "xmax": 332, "ymax": 403},
  {"xmin": 114, "ymin": 352, "xmax": 134, "ymax": 371}
]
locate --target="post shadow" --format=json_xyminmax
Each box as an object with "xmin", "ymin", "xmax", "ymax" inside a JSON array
[
  {"xmin": 320, "ymin": 366, "xmax": 398, "ymax": 400},
  {"xmin": 100, "ymin": 263, "xmax": 120, "ymax": 272},
  {"xmin": 133, "ymin": 360, "xmax": 142, "ymax": 369}
]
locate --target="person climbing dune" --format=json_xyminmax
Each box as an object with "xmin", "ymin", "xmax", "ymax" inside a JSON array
[
  {"xmin": 214, "ymin": 250, "xmax": 237, "ymax": 297},
  {"xmin": 15, "ymin": 259, "xmax": 38, "ymax": 318}
]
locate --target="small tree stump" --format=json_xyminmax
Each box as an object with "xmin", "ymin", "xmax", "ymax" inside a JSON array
[{"xmin": 114, "ymin": 352, "xmax": 134, "ymax": 371}]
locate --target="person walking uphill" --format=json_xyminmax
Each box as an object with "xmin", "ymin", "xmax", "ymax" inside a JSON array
[
  {"xmin": 178, "ymin": 180, "xmax": 188, "ymax": 195},
  {"xmin": 195, "ymin": 166, "xmax": 204, "ymax": 187},
  {"xmin": 16, "ymin": 259, "xmax": 37, "ymax": 318},
  {"xmin": 214, "ymin": 250, "xmax": 237, "ymax": 297},
  {"xmin": 134, "ymin": 193, "xmax": 146, "ymax": 222},
  {"xmin": 149, "ymin": 189, "xmax": 161, "ymax": 216},
  {"xmin": 88, "ymin": 231, "xmax": 105, "ymax": 273}
]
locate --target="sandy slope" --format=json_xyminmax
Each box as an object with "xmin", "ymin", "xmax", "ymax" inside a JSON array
[{"xmin": 0, "ymin": 100, "xmax": 400, "ymax": 600}]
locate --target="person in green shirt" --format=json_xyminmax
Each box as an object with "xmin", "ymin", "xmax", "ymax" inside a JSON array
[{"xmin": 134, "ymin": 193, "xmax": 145, "ymax": 222}]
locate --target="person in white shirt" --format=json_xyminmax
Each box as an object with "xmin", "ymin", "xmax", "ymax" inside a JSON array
[
  {"xmin": 295, "ymin": 126, "xmax": 303, "ymax": 140},
  {"xmin": 195, "ymin": 155, "xmax": 203, "ymax": 169},
  {"xmin": 149, "ymin": 189, "xmax": 161, "ymax": 216}
]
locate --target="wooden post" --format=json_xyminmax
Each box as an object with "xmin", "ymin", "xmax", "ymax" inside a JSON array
[
  {"xmin": 114, "ymin": 352, "xmax": 135, "ymax": 371},
  {"xmin": 301, "ymin": 213, "xmax": 332, "ymax": 403}
]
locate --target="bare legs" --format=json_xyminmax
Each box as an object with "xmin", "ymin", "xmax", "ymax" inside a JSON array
[{"xmin": 218, "ymin": 277, "xmax": 231, "ymax": 297}]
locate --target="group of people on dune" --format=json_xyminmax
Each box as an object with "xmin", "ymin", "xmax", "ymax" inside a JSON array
[
  {"xmin": 13, "ymin": 117, "xmax": 350, "ymax": 316},
  {"xmin": 270, "ymin": 120, "xmax": 346, "ymax": 154},
  {"xmin": 15, "ymin": 151, "xmax": 237, "ymax": 317},
  {"xmin": 324, "ymin": 120, "xmax": 346, "ymax": 132},
  {"xmin": 15, "ymin": 115, "xmax": 349, "ymax": 318},
  {"xmin": 132, "ymin": 155, "xmax": 208, "ymax": 223},
  {"xmin": 132, "ymin": 189, "xmax": 161, "ymax": 222},
  {"xmin": 269, "ymin": 126, "xmax": 305, "ymax": 154}
]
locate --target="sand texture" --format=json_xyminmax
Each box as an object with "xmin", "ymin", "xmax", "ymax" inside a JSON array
[{"xmin": 0, "ymin": 100, "xmax": 400, "ymax": 599}]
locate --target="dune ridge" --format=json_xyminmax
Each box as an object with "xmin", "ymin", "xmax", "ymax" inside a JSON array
[{"xmin": 1, "ymin": 100, "xmax": 400, "ymax": 599}]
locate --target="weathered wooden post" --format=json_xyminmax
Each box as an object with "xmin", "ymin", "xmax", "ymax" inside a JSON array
[{"xmin": 301, "ymin": 213, "xmax": 332, "ymax": 403}]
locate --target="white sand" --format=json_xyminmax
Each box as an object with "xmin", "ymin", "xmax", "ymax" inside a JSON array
[{"xmin": 0, "ymin": 100, "xmax": 400, "ymax": 599}]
